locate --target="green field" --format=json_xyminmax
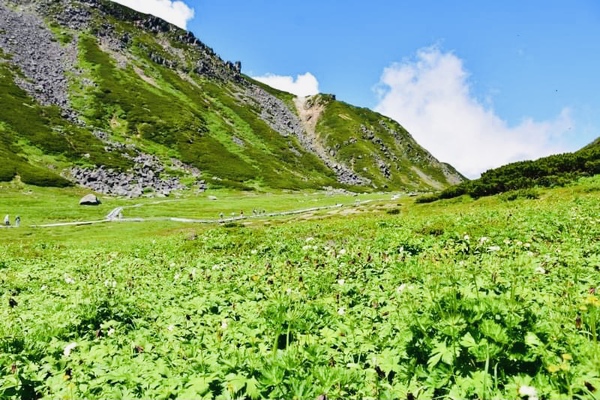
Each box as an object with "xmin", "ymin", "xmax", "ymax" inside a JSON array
[{"xmin": 1, "ymin": 178, "xmax": 599, "ymax": 399}]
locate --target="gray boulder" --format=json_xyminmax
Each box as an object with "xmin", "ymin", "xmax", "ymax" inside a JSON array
[{"xmin": 80, "ymin": 194, "xmax": 101, "ymax": 206}]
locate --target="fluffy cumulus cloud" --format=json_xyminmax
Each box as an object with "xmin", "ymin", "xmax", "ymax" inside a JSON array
[
  {"xmin": 375, "ymin": 47, "xmax": 573, "ymax": 178},
  {"xmin": 110, "ymin": 0, "xmax": 195, "ymax": 29},
  {"xmin": 252, "ymin": 73, "xmax": 320, "ymax": 97}
]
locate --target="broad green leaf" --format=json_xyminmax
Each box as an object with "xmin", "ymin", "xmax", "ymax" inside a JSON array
[
  {"xmin": 460, "ymin": 332, "xmax": 477, "ymax": 348},
  {"xmin": 245, "ymin": 377, "xmax": 261, "ymax": 400}
]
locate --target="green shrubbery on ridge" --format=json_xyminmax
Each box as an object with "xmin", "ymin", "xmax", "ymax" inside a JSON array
[{"xmin": 418, "ymin": 142, "xmax": 600, "ymax": 203}]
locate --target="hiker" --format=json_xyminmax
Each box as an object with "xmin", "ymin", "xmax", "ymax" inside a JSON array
[
  {"xmin": 15, "ymin": 216, "xmax": 20, "ymax": 228},
  {"xmin": 3, "ymin": 215, "xmax": 9, "ymax": 226},
  {"xmin": 219, "ymin": 212, "xmax": 224, "ymax": 220}
]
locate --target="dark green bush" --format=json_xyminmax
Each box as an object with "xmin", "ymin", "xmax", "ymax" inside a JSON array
[
  {"xmin": 415, "ymin": 194, "xmax": 440, "ymax": 204},
  {"xmin": 499, "ymin": 188, "xmax": 539, "ymax": 202},
  {"xmin": 0, "ymin": 161, "xmax": 16, "ymax": 182},
  {"xmin": 17, "ymin": 164, "xmax": 72, "ymax": 187}
]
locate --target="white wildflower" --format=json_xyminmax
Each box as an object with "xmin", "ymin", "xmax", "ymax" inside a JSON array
[
  {"xmin": 167, "ymin": 324, "xmax": 175, "ymax": 332},
  {"xmin": 64, "ymin": 275, "xmax": 75, "ymax": 284},
  {"xmin": 107, "ymin": 328, "xmax": 115, "ymax": 336},
  {"xmin": 250, "ymin": 249, "xmax": 258, "ymax": 255},
  {"xmin": 504, "ymin": 239, "xmax": 511, "ymax": 245},
  {"xmin": 190, "ymin": 268, "xmax": 196, "ymax": 278},
  {"xmin": 339, "ymin": 248, "xmax": 347, "ymax": 255},
  {"xmin": 479, "ymin": 237, "xmax": 489, "ymax": 244},
  {"xmin": 337, "ymin": 307, "xmax": 346, "ymax": 315},
  {"xmin": 516, "ymin": 241, "xmax": 523, "ymax": 246},
  {"xmin": 518, "ymin": 385, "xmax": 538, "ymax": 400},
  {"xmin": 63, "ymin": 342, "xmax": 77, "ymax": 357},
  {"xmin": 104, "ymin": 279, "xmax": 116, "ymax": 288},
  {"xmin": 302, "ymin": 245, "xmax": 312, "ymax": 251},
  {"xmin": 221, "ymin": 319, "xmax": 228, "ymax": 330},
  {"xmin": 285, "ymin": 288, "xmax": 292, "ymax": 295},
  {"xmin": 463, "ymin": 234, "xmax": 470, "ymax": 241},
  {"xmin": 170, "ymin": 262, "xmax": 176, "ymax": 267},
  {"xmin": 396, "ymin": 284, "xmax": 408, "ymax": 293},
  {"xmin": 305, "ymin": 237, "xmax": 314, "ymax": 243},
  {"xmin": 487, "ymin": 246, "xmax": 501, "ymax": 252},
  {"xmin": 337, "ymin": 279, "xmax": 345, "ymax": 286},
  {"xmin": 535, "ymin": 266, "xmax": 546, "ymax": 274},
  {"xmin": 41, "ymin": 285, "xmax": 47, "ymax": 291},
  {"xmin": 524, "ymin": 243, "xmax": 531, "ymax": 248}
]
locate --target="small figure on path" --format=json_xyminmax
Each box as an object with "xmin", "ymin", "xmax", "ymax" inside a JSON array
[
  {"xmin": 240, "ymin": 210, "xmax": 244, "ymax": 218},
  {"xmin": 4, "ymin": 215, "xmax": 9, "ymax": 226},
  {"xmin": 219, "ymin": 212, "xmax": 224, "ymax": 221},
  {"xmin": 15, "ymin": 216, "xmax": 20, "ymax": 228}
]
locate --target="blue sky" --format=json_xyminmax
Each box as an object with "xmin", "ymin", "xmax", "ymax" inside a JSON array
[{"xmin": 112, "ymin": 0, "xmax": 600, "ymax": 177}]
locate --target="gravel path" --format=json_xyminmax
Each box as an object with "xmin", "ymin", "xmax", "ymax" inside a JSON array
[{"xmin": 30, "ymin": 200, "xmax": 376, "ymax": 228}]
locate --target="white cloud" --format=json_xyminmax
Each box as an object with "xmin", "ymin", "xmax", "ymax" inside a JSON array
[
  {"xmin": 110, "ymin": 0, "xmax": 195, "ymax": 30},
  {"xmin": 252, "ymin": 72, "xmax": 320, "ymax": 97},
  {"xmin": 375, "ymin": 46, "xmax": 573, "ymax": 178}
]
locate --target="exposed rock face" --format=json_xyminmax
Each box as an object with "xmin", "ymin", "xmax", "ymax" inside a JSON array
[
  {"xmin": 246, "ymin": 87, "xmax": 369, "ymax": 186},
  {"xmin": 0, "ymin": 2, "xmax": 78, "ymax": 118},
  {"xmin": 79, "ymin": 193, "xmax": 101, "ymax": 205},
  {"xmin": 69, "ymin": 131, "xmax": 198, "ymax": 197},
  {"xmin": 70, "ymin": 154, "xmax": 187, "ymax": 198}
]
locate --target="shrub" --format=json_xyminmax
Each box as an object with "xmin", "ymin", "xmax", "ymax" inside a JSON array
[
  {"xmin": 415, "ymin": 194, "xmax": 440, "ymax": 204},
  {"xmin": 0, "ymin": 161, "xmax": 16, "ymax": 182},
  {"xmin": 499, "ymin": 188, "xmax": 540, "ymax": 202},
  {"xmin": 17, "ymin": 164, "xmax": 72, "ymax": 187}
]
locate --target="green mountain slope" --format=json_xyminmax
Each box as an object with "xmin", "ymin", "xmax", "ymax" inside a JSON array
[
  {"xmin": 417, "ymin": 138, "xmax": 600, "ymax": 202},
  {"xmin": 0, "ymin": 0, "xmax": 465, "ymax": 195}
]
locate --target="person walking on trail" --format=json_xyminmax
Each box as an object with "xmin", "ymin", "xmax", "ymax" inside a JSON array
[
  {"xmin": 15, "ymin": 216, "xmax": 20, "ymax": 228},
  {"xmin": 4, "ymin": 215, "xmax": 9, "ymax": 226}
]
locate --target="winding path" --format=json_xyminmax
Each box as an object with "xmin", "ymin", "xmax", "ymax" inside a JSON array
[{"xmin": 31, "ymin": 200, "xmax": 376, "ymax": 228}]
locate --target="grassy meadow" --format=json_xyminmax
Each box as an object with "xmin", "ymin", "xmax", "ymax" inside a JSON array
[{"xmin": 1, "ymin": 178, "xmax": 599, "ymax": 399}]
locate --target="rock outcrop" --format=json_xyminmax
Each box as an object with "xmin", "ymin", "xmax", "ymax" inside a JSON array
[{"xmin": 79, "ymin": 193, "xmax": 101, "ymax": 205}]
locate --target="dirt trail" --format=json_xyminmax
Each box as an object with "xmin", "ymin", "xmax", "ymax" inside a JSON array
[{"xmin": 31, "ymin": 200, "xmax": 378, "ymax": 228}]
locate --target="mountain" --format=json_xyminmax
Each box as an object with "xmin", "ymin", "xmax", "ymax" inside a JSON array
[{"xmin": 0, "ymin": 0, "xmax": 465, "ymax": 196}]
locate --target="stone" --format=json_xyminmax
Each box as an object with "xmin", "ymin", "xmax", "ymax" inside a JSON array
[
  {"xmin": 207, "ymin": 195, "xmax": 218, "ymax": 201},
  {"xmin": 79, "ymin": 194, "xmax": 101, "ymax": 205}
]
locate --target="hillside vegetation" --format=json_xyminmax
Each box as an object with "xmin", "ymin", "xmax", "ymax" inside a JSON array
[{"xmin": 418, "ymin": 140, "xmax": 600, "ymax": 203}]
